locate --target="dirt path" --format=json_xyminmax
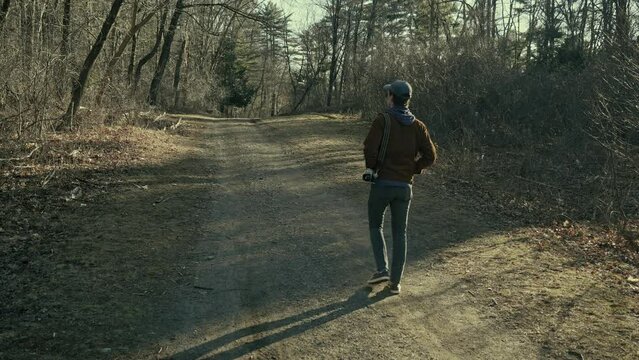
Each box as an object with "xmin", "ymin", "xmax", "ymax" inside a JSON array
[
  {"xmin": 4, "ymin": 114, "xmax": 636, "ymax": 360},
  {"xmin": 107, "ymin": 113, "xmax": 633, "ymax": 360},
  {"xmin": 138, "ymin": 115, "xmax": 536, "ymax": 360}
]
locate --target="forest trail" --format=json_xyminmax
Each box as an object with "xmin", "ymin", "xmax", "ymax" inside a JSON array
[
  {"xmin": 107, "ymin": 113, "xmax": 637, "ymax": 360},
  {"xmin": 137, "ymin": 113, "xmax": 537, "ymax": 360},
  {"xmin": 7, "ymin": 114, "xmax": 635, "ymax": 360},
  {"xmin": 3, "ymin": 0, "xmax": 639, "ymax": 357}
]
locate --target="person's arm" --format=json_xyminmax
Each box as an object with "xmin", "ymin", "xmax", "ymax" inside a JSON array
[
  {"xmin": 415, "ymin": 123, "xmax": 437, "ymax": 174},
  {"xmin": 363, "ymin": 114, "xmax": 385, "ymax": 170}
]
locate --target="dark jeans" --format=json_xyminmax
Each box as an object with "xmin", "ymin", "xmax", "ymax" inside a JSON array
[{"xmin": 367, "ymin": 184, "xmax": 412, "ymax": 284}]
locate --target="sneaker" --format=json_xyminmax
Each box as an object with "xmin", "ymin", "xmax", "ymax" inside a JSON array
[
  {"xmin": 367, "ymin": 271, "xmax": 390, "ymax": 284},
  {"xmin": 388, "ymin": 283, "xmax": 401, "ymax": 295}
]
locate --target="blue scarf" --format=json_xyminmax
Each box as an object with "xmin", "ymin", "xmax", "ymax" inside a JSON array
[{"xmin": 387, "ymin": 105, "xmax": 415, "ymax": 125}]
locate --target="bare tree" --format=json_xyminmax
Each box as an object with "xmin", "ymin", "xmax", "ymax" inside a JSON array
[
  {"xmin": 0, "ymin": 0, "xmax": 10, "ymax": 35},
  {"xmin": 148, "ymin": 0, "xmax": 184, "ymax": 105},
  {"xmin": 127, "ymin": 0, "xmax": 140, "ymax": 83},
  {"xmin": 325, "ymin": 0, "xmax": 341, "ymax": 107},
  {"xmin": 172, "ymin": 35, "xmax": 187, "ymax": 108},
  {"xmin": 61, "ymin": 0, "xmax": 71, "ymax": 56},
  {"xmin": 97, "ymin": 1, "xmax": 170, "ymax": 104},
  {"xmin": 134, "ymin": 4, "xmax": 168, "ymax": 91},
  {"xmin": 63, "ymin": 0, "xmax": 126, "ymax": 127}
]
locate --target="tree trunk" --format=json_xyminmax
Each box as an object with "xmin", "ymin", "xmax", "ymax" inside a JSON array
[
  {"xmin": 602, "ymin": 0, "xmax": 614, "ymax": 45},
  {"xmin": 270, "ymin": 91, "xmax": 277, "ymax": 116},
  {"xmin": 430, "ymin": 0, "xmax": 437, "ymax": 38},
  {"xmin": 0, "ymin": 0, "xmax": 10, "ymax": 36},
  {"xmin": 133, "ymin": 5, "xmax": 167, "ymax": 92},
  {"xmin": 97, "ymin": 4, "xmax": 165, "ymax": 104},
  {"xmin": 293, "ymin": 52, "xmax": 328, "ymax": 112},
  {"xmin": 61, "ymin": 0, "xmax": 70, "ymax": 56},
  {"xmin": 326, "ymin": 0, "xmax": 341, "ymax": 107},
  {"xmin": 579, "ymin": 0, "xmax": 588, "ymax": 49},
  {"xmin": 338, "ymin": 8, "xmax": 351, "ymax": 105},
  {"xmin": 365, "ymin": 0, "xmax": 377, "ymax": 46},
  {"xmin": 491, "ymin": 0, "xmax": 497, "ymax": 38},
  {"xmin": 20, "ymin": 1, "xmax": 34, "ymax": 62},
  {"xmin": 588, "ymin": 0, "xmax": 596, "ymax": 54},
  {"xmin": 148, "ymin": 0, "xmax": 184, "ymax": 106},
  {"xmin": 172, "ymin": 37, "xmax": 186, "ymax": 108},
  {"xmin": 540, "ymin": 0, "xmax": 556, "ymax": 63},
  {"xmin": 283, "ymin": 23, "xmax": 297, "ymax": 95},
  {"xmin": 614, "ymin": 0, "xmax": 630, "ymax": 50},
  {"xmin": 127, "ymin": 0, "xmax": 139, "ymax": 83},
  {"xmin": 351, "ymin": 0, "xmax": 363, "ymax": 93},
  {"xmin": 62, "ymin": 0, "xmax": 125, "ymax": 127}
]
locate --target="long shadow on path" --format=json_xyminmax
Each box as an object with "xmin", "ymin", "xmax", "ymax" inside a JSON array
[{"xmin": 169, "ymin": 287, "xmax": 390, "ymax": 360}]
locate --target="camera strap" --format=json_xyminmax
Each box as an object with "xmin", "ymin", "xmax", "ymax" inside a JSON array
[{"xmin": 376, "ymin": 112, "xmax": 391, "ymax": 173}]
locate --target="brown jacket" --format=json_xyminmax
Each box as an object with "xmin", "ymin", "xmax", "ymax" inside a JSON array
[{"xmin": 363, "ymin": 112, "xmax": 437, "ymax": 184}]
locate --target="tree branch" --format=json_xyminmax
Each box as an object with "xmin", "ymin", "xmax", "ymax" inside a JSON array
[
  {"xmin": 182, "ymin": 2, "xmax": 263, "ymax": 23},
  {"xmin": 0, "ymin": 146, "xmax": 40, "ymax": 162}
]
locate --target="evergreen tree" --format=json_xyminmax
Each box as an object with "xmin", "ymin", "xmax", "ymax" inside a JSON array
[{"xmin": 217, "ymin": 37, "xmax": 256, "ymax": 110}]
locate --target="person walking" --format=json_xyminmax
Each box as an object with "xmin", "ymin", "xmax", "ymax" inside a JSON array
[{"xmin": 363, "ymin": 80, "xmax": 437, "ymax": 295}]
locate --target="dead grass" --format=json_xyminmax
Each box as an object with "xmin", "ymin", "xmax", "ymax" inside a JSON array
[
  {"xmin": 0, "ymin": 122, "xmax": 194, "ymax": 359},
  {"xmin": 435, "ymin": 142, "xmax": 639, "ymax": 279},
  {"xmin": 438, "ymin": 231, "xmax": 639, "ymax": 359}
]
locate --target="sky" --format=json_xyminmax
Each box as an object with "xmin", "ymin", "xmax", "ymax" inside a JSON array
[{"xmin": 274, "ymin": 0, "xmax": 321, "ymax": 31}]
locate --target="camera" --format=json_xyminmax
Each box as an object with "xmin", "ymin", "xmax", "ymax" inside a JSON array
[{"xmin": 362, "ymin": 170, "xmax": 377, "ymax": 182}]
